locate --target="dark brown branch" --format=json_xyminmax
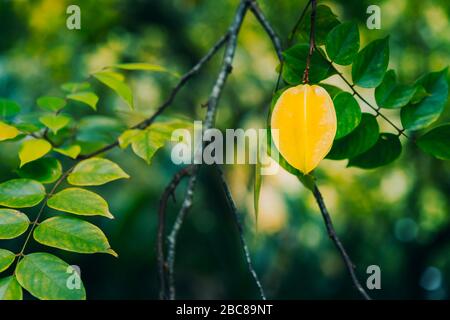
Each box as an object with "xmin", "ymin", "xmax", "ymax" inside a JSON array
[
  {"xmin": 215, "ymin": 164, "xmax": 266, "ymax": 300},
  {"xmin": 302, "ymin": 0, "xmax": 317, "ymax": 84},
  {"xmin": 166, "ymin": 0, "xmax": 250, "ymax": 300},
  {"xmin": 312, "ymin": 184, "xmax": 371, "ymax": 300},
  {"xmin": 157, "ymin": 165, "xmax": 194, "ymax": 299}
]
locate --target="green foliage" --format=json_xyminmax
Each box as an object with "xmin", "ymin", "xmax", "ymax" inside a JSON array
[
  {"xmin": 282, "ymin": 44, "xmax": 335, "ymax": 84},
  {"xmin": 68, "ymin": 158, "xmax": 129, "ymax": 186},
  {"xmin": 34, "ymin": 216, "xmax": 117, "ymax": 256},
  {"xmin": 16, "ymin": 253, "xmax": 86, "ymax": 300},
  {"xmin": 351, "ymin": 37, "xmax": 390, "ymax": 88},
  {"xmin": 348, "ymin": 133, "xmax": 402, "ymax": 168},
  {"xmin": 47, "ymin": 188, "xmax": 114, "ymax": 219},
  {"xmin": 93, "ymin": 70, "xmax": 133, "ymax": 109},
  {"xmin": 0, "ymin": 99, "xmax": 20, "ymax": 118},
  {"xmin": 333, "ymin": 92, "xmax": 361, "ymax": 139},
  {"xmin": 61, "ymin": 82, "xmax": 91, "ymax": 93},
  {"xmin": 0, "ymin": 209, "xmax": 30, "ymax": 239},
  {"xmin": 416, "ymin": 124, "xmax": 450, "ymax": 160},
  {"xmin": 39, "ymin": 114, "xmax": 71, "ymax": 134},
  {"xmin": 375, "ymin": 70, "xmax": 417, "ymax": 109},
  {"xmin": 0, "ymin": 249, "xmax": 15, "ymax": 272},
  {"xmin": 17, "ymin": 158, "xmax": 62, "ymax": 184},
  {"xmin": 0, "ymin": 179, "xmax": 45, "ymax": 208},
  {"xmin": 327, "ymin": 113, "xmax": 379, "ymax": 160},
  {"xmin": 0, "ymin": 276, "xmax": 22, "ymax": 300},
  {"xmin": 111, "ymin": 62, "xmax": 180, "ymax": 77},
  {"xmin": 401, "ymin": 68, "xmax": 449, "ymax": 131},
  {"xmin": 325, "ymin": 21, "xmax": 359, "ymax": 65}
]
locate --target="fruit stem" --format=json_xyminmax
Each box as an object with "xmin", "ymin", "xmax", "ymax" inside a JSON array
[{"xmin": 302, "ymin": 0, "xmax": 317, "ymax": 84}]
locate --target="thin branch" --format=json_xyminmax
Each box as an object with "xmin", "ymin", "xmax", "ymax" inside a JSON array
[
  {"xmin": 166, "ymin": 0, "xmax": 250, "ymax": 300},
  {"xmin": 302, "ymin": 0, "xmax": 317, "ymax": 84},
  {"xmin": 215, "ymin": 164, "xmax": 266, "ymax": 300},
  {"xmin": 248, "ymin": 0, "xmax": 283, "ymax": 62},
  {"xmin": 77, "ymin": 33, "xmax": 230, "ymax": 160},
  {"xmin": 288, "ymin": 0, "xmax": 312, "ymax": 45},
  {"xmin": 312, "ymin": 184, "xmax": 371, "ymax": 300},
  {"xmin": 157, "ymin": 165, "xmax": 194, "ymax": 299},
  {"xmin": 328, "ymin": 61, "xmax": 409, "ymax": 138},
  {"xmin": 14, "ymin": 166, "xmax": 75, "ymax": 267}
]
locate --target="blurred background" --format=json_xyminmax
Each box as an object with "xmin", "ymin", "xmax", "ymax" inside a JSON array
[{"xmin": 0, "ymin": 0, "xmax": 449, "ymax": 299}]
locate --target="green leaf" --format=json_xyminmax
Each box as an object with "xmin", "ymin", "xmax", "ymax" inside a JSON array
[
  {"xmin": 282, "ymin": 44, "xmax": 335, "ymax": 85},
  {"xmin": 17, "ymin": 158, "xmax": 62, "ymax": 184},
  {"xmin": 410, "ymin": 85, "xmax": 430, "ymax": 104},
  {"xmin": 0, "ymin": 209, "xmax": 30, "ymax": 239},
  {"xmin": 0, "ymin": 179, "xmax": 45, "ymax": 208},
  {"xmin": 0, "ymin": 249, "xmax": 15, "ymax": 273},
  {"xmin": 61, "ymin": 82, "xmax": 91, "ymax": 93},
  {"xmin": 48, "ymin": 188, "xmax": 113, "ymax": 219},
  {"xmin": 111, "ymin": 63, "xmax": 180, "ymax": 77},
  {"xmin": 416, "ymin": 123, "xmax": 450, "ymax": 160},
  {"xmin": 327, "ymin": 113, "xmax": 379, "ymax": 160},
  {"xmin": 401, "ymin": 68, "xmax": 449, "ymax": 131},
  {"xmin": 68, "ymin": 158, "xmax": 129, "ymax": 186},
  {"xmin": 348, "ymin": 133, "xmax": 402, "ymax": 168},
  {"xmin": 320, "ymin": 84, "xmax": 343, "ymax": 98},
  {"xmin": 0, "ymin": 121, "xmax": 20, "ymax": 141},
  {"xmin": 325, "ymin": 21, "xmax": 359, "ymax": 65},
  {"xmin": 299, "ymin": 5, "xmax": 340, "ymax": 46},
  {"xmin": 0, "ymin": 99, "xmax": 20, "ymax": 118},
  {"xmin": 375, "ymin": 70, "xmax": 417, "ymax": 109},
  {"xmin": 54, "ymin": 144, "xmax": 81, "ymax": 159},
  {"xmin": 118, "ymin": 129, "xmax": 141, "ymax": 149},
  {"xmin": 352, "ymin": 37, "xmax": 390, "ymax": 88},
  {"xmin": 93, "ymin": 71, "xmax": 133, "ymax": 109},
  {"xmin": 37, "ymin": 96, "xmax": 66, "ymax": 112},
  {"xmin": 67, "ymin": 91, "xmax": 99, "ymax": 110},
  {"xmin": 34, "ymin": 216, "xmax": 117, "ymax": 256},
  {"xmin": 333, "ymin": 92, "xmax": 362, "ymax": 139},
  {"xmin": 16, "ymin": 253, "xmax": 86, "ymax": 300},
  {"xmin": 19, "ymin": 139, "xmax": 52, "ymax": 168},
  {"xmin": 39, "ymin": 114, "xmax": 71, "ymax": 134},
  {"xmin": 0, "ymin": 276, "xmax": 22, "ymax": 300}
]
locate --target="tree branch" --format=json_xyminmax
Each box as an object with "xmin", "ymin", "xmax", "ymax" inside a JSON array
[
  {"xmin": 157, "ymin": 165, "xmax": 194, "ymax": 299},
  {"xmin": 248, "ymin": 1, "xmax": 283, "ymax": 62},
  {"xmin": 165, "ymin": 0, "xmax": 251, "ymax": 300},
  {"xmin": 312, "ymin": 184, "xmax": 371, "ymax": 300},
  {"xmin": 302, "ymin": 0, "xmax": 317, "ymax": 84},
  {"xmin": 215, "ymin": 164, "xmax": 266, "ymax": 300}
]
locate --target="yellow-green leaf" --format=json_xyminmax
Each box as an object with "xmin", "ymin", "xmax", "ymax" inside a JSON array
[
  {"xmin": 111, "ymin": 63, "xmax": 180, "ymax": 77},
  {"xmin": 16, "ymin": 253, "xmax": 86, "ymax": 300},
  {"xmin": 0, "ymin": 249, "xmax": 15, "ymax": 272},
  {"xmin": 0, "ymin": 121, "xmax": 20, "ymax": 141},
  {"xmin": 34, "ymin": 216, "xmax": 117, "ymax": 256},
  {"xmin": 0, "ymin": 179, "xmax": 46, "ymax": 208},
  {"xmin": 47, "ymin": 188, "xmax": 113, "ymax": 219},
  {"xmin": 39, "ymin": 114, "xmax": 71, "ymax": 134},
  {"xmin": 67, "ymin": 91, "xmax": 99, "ymax": 110},
  {"xmin": 93, "ymin": 71, "xmax": 133, "ymax": 109},
  {"xmin": 19, "ymin": 139, "xmax": 52, "ymax": 167},
  {"xmin": 0, "ymin": 209, "xmax": 30, "ymax": 239},
  {"xmin": 0, "ymin": 276, "xmax": 22, "ymax": 300},
  {"xmin": 54, "ymin": 144, "xmax": 81, "ymax": 159},
  {"xmin": 68, "ymin": 158, "xmax": 129, "ymax": 186},
  {"xmin": 37, "ymin": 96, "xmax": 66, "ymax": 112}
]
